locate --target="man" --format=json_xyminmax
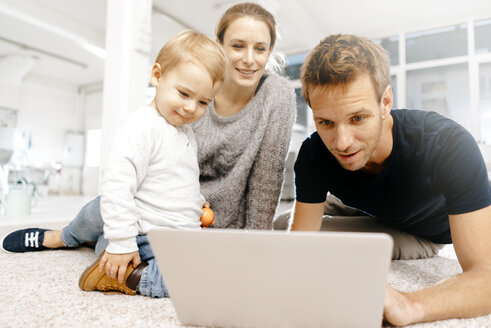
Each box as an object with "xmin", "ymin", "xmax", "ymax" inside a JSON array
[{"xmin": 290, "ymin": 34, "xmax": 491, "ymax": 325}]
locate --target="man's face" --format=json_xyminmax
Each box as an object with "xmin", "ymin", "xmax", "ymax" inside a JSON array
[{"xmin": 309, "ymin": 73, "xmax": 392, "ymax": 172}]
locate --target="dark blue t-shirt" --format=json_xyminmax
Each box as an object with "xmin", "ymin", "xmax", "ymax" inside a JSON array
[{"xmin": 294, "ymin": 109, "xmax": 491, "ymax": 244}]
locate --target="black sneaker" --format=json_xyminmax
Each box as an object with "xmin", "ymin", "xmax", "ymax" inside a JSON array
[{"xmin": 1, "ymin": 228, "xmax": 51, "ymax": 253}]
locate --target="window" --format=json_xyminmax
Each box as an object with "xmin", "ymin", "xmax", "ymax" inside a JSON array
[
  {"xmin": 85, "ymin": 129, "xmax": 102, "ymax": 168},
  {"xmin": 391, "ymin": 75, "xmax": 398, "ymax": 108},
  {"xmin": 285, "ymin": 63, "xmax": 302, "ymax": 81},
  {"xmin": 480, "ymin": 62, "xmax": 491, "ymax": 143},
  {"xmin": 285, "ymin": 53, "xmax": 307, "ymax": 81},
  {"xmin": 286, "ymin": 53, "xmax": 310, "ymax": 133},
  {"xmin": 375, "ymin": 36, "xmax": 399, "ymax": 65},
  {"xmin": 475, "ymin": 19, "xmax": 491, "ymax": 54},
  {"xmin": 284, "ymin": 18, "xmax": 491, "ymax": 143},
  {"xmin": 294, "ymin": 88, "xmax": 307, "ymax": 131},
  {"xmin": 406, "ymin": 24, "xmax": 467, "ymax": 63},
  {"xmin": 406, "ymin": 64, "xmax": 470, "ymax": 131}
]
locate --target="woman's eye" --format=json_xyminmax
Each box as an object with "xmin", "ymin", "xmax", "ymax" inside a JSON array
[
  {"xmin": 232, "ymin": 44, "xmax": 243, "ymax": 49},
  {"xmin": 179, "ymin": 90, "xmax": 189, "ymax": 97},
  {"xmin": 321, "ymin": 120, "xmax": 332, "ymax": 126},
  {"xmin": 199, "ymin": 100, "xmax": 208, "ymax": 106}
]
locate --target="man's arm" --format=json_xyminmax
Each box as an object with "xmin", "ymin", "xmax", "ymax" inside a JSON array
[
  {"xmin": 384, "ymin": 205, "xmax": 491, "ymax": 326},
  {"xmin": 290, "ymin": 200, "xmax": 326, "ymax": 231}
]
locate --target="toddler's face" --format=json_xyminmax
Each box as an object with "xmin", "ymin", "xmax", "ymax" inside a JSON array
[{"xmin": 150, "ymin": 62, "xmax": 221, "ymax": 126}]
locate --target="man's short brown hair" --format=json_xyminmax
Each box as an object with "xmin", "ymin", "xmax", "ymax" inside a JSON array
[{"xmin": 301, "ymin": 34, "xmax": 390, "ymax": 106}]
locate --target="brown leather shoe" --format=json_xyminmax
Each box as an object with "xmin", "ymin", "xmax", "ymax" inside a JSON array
[{"xmin": 78, "ymin": 252, "xmax": 148, "ymax": 296}]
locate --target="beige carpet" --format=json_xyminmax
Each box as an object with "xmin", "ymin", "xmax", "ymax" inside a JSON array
[{"xmin": 0, "ymin": 223, "xmax": 490, "ymax": 328}]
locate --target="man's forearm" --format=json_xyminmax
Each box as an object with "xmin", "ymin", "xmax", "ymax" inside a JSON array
[
  {"xmin": 289, "ymin": 201, "xmax": 325, "ymax": 231},
  {"xmin": 385, "ymin": 267, "xmax": 491, "ymax": 325}
]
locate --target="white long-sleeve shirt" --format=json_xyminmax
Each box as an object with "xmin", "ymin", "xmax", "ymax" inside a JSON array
[{"xmin": 101, "ymin": 106, "xmax": 203, "ymax": 254}]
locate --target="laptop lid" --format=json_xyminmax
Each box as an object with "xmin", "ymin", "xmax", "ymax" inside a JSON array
[{"xmin": 147, "ymin": 229, "xmax": 393, "ymax": 328}]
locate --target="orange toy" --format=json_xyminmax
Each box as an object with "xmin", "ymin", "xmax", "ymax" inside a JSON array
[{"xmin": 200, "ymin": 207, "xmax": 215, "ymax": 228}]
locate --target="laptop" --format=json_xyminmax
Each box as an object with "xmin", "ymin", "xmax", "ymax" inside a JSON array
[{"xmin": 147, "ymin": 229, "xmax": 393, "ymax": 328}]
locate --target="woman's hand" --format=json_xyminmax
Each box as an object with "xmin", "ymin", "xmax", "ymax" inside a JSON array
[{"xmin": 99, "ymin": 251, "xmax": 141, "ymax": 283}]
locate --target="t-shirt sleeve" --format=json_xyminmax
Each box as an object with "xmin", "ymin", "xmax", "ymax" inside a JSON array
[
  {"xmin": 435, "ymin": 126, "xmax": 491, "ymax": 215},
  {"xmin": 294, "ymin": 135, "xmax": 330, "ymax": 203}
]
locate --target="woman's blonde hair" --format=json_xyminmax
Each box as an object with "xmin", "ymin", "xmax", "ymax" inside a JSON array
[
  {"xmin": 301, "ymin": 34, "xmax": 390, "ymax": 106},
  {"xmin": 155, "ymin": 30, "xmax": 228, "ymax": 86},
  {"xmin": 216, "ymin": 2, "xmax": 277, "ymax": 49}
]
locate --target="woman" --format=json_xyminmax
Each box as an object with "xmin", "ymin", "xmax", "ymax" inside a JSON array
[
  {"xmin": 1, "ymin": 2, "xmax": 296, "ymax": 297},
  {"xmin": 193, "ymin": 2, "xmax": 296, "ymax": 229}
]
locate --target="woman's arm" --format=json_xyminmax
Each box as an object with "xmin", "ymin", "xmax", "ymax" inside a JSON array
[{"xmin": 244, "ymin": 77, "xmax": 296, "ymax": 229}]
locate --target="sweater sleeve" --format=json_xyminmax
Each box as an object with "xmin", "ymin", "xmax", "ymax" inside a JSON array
[
  {"xmin": 244, "ymin": 77, "xmax": 296, "ymax": 229},
  {"xmin": 101, "ymin": 112, "xmax": 156, "ymax": 253}
]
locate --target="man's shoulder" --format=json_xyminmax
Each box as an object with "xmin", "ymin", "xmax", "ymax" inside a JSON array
[
  {"xmin": 393, "ymin": 109, "xmax": 463, "ymax": 132},
  {"xmin": 392, "ymin": 109, "xmax": 471, "ymax": 150},
  {"xmin": 296, "ymin": 132, "xmax": 334, "ymax": 170},
  {"xmin": 299, "ymin": 132, "xmax": 325, "ymax": 153}
]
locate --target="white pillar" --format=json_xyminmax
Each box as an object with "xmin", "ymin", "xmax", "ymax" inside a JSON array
[{"xmin": 101, "ymin": 0, "xmax": 152, "ymax": 169}]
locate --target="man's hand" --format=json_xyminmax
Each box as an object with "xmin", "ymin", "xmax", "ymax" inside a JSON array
[
  {"xmin": 384, "ymin": 205, "xmax": 491, "ymax": 325},
  {"xmin": 99, "ymin": 251, "xmax": 141, "ymax": 283},
  {"xmin": 383, "ymin": 284, "xmax": 423, "ymax": 326}
]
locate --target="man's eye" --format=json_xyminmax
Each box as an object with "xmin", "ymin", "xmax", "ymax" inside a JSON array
[
  {"xmin": 352, "ymin": 116, "xmax": 364, "ymax": 122},
  {"xmin": 199, "ymin": 100, "xmax": 208, "ymax": 106},
  {"xmin": 321, "ymin": 120, "xmax": 332, "ymax": 126}
]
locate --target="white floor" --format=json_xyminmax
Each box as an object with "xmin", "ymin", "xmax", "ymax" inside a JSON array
[
  {"xmin": 0, "ymin": 195, "xmax": 93, "ymax": 227},
  {"xmin": 0, "ymin": 196, "xmax": 458, "ymax": 261}
]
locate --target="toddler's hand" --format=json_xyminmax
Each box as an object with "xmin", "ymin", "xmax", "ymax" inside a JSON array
[{"xmin": 99, "ymin": 251, "xmax": 141, "ymax": 283}]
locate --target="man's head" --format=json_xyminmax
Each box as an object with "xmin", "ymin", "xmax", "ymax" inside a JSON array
[
  {"xmin": 301, "ymin": 34, "xmax": 390, "ymax": 106},
  {"xmin": 301, "ymin": 34, "xmax": 394, "ymax": 173}
]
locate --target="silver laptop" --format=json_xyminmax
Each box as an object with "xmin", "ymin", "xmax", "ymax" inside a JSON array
[{"xmin": 148, "ymin": 229, "xmax": 393, "ymax": 328}]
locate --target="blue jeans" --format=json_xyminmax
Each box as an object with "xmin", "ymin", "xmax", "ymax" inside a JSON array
[{"xmin": 61, "ymin": 196, "xmax": 169, "ymax": 298}]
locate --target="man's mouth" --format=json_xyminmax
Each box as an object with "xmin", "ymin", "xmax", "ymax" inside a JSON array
[{"xmin": 336, "ymin": 150, "xmax": 361, "ymax": 161}]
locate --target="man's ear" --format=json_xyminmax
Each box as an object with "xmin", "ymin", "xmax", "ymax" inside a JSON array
[
  {"xmin": 150, "ymin": 63, "xmax": 162, "ymax": 87},
  {"xmin": 381, "ymin": 85, "xmax": 393, "ymax": 119}
]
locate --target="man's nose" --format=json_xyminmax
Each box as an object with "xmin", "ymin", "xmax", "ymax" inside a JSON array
[{"xmin": 333, "ymin": 125, "xmax": 354, "ymax": 152}]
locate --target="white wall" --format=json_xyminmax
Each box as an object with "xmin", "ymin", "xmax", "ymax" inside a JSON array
[
  {"xmin": 18, "ymin": 75, "xmax": 81, "ymax": 163},
  {"xmin": 10, "ymin": 74, "xmax": 85, "ymax": 195}
]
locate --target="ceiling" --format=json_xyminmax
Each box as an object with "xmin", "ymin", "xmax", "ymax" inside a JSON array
[{"xmin": 1, "ymin": 0, "xmax": 491, "ymax": 87}]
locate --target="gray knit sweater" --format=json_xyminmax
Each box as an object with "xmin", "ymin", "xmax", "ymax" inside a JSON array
[{"xmin": 192, "ymin": 73, "xmax": 296, "ymax": 229}]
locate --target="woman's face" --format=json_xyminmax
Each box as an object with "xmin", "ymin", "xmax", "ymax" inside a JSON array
[{"xmin": 221, "ymin": 17, "xmax": 272, "ymax": 90}]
